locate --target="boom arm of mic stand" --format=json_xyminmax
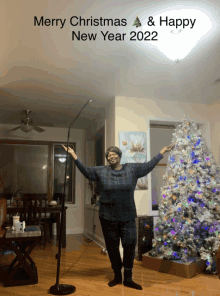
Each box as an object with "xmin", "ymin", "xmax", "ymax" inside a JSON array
[{"xmin": 50, "ymin": 99, "xmax": 92, "ymax": 295}]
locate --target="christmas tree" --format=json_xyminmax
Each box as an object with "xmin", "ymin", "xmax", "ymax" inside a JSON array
[
  {"xmin": 149, "ymin": 114, "xmax": 220, "ymax": 274},
  {"xmin": 132, "ymin": 16, "xmax": 142, "ymax": 28}
]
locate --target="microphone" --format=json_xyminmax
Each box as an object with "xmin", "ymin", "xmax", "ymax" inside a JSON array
[{"xmin": 50, "ymin": 99, "xmax": 92, "ymax": 295}]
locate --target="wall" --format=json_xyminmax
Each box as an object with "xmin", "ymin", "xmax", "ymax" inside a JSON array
[
  {"xmin": 105, "ymin": 99, "xmax": 115, "ymax": 164},
  {"xmin": 83, "ymin": 97, "xmax": 220, "ymax": 249},
  {"xmin": 114, "ymin": 96, "xmax": 214, "ymax": 217},
  {"xmin": 83, "ymin": 99, "xmax": 115, "ymax": 245},
  {"xmin": 86, "ymin": 108, "xmax": 106, "ymax": 141},
  {"xmin": 83, "ymin": 128, "xmax": 104, "ymax": 246},
  {"xmin": 207, "ymin": 101, "xmax": 220, "ymax": 165},
  {"xmin": 83, "ymin": 97, "xmax": 220, "ymax": 255},
  {"xmin": 0, "ymin": 124, "xmax": 85, "ymax": 235}
]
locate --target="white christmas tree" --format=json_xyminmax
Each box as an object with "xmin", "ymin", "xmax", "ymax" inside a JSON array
[{"xmin": 149, "ymin": 114, "xmax": 220, "ymax": 274}]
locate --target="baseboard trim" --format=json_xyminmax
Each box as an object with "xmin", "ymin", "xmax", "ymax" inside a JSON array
[
  {"xmin": 66, "ymin": 227, "xmax": 83, "ymax": 235},
  {"xmin": 52, "ymin": 225, "xmax": 83, "ymax": 235},
  {"xmin": 83, "ymin": 230, "xmax": 123, "ymax": 258},
  {"xmin": 83, "ymin": 229, "xmax": 106, "ymax": 250}
]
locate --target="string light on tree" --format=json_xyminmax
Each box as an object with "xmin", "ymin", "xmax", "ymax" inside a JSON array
[{"xmin": 149, "ymin": 113, "xmax": 220, "ymax": 274}]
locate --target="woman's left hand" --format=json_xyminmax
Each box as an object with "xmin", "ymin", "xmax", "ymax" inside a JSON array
[{"xmin": 160, "ymin": 143, "xmax": 175, "ymax": 155}]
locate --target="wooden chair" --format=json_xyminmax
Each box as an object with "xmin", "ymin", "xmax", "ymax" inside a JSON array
[
  {"xmin": 51, "ymin": 192, "xmax": 65, "ymax": 224},
  {"xmin": 35, "ymin": 193, "xmax": 53, "ymax": 241},
  {"xmin": 20, "ymin": 194, "xmax": 52, "ymax": 248}
]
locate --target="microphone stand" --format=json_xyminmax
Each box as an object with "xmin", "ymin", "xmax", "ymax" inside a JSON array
[{"xmin": 50, "ymin": 99, "xmax": 92, "ymax": 295}]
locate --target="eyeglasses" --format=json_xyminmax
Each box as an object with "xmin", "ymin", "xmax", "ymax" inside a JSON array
[{"xmin": 107, "ymin": 153, "xmax": 118, "ymax": 158}]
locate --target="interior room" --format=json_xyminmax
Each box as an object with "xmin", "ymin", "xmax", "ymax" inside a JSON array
[{"xmin": 0, "ymin": 0, "xmax": 220, "ymax": 295}]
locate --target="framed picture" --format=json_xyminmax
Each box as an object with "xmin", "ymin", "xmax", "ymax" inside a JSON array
[{"xmin": 119, "ymin": 131, "xmax": 147, "ymax": 190}]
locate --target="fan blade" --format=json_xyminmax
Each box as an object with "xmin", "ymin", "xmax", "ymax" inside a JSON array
[
  {"xmin": 32, "ymin": 124, "xmax": 45, "ymax": 133},
  {"xmin": 9, "ymin": 126, "xmax": 21, "ymax": 131}
]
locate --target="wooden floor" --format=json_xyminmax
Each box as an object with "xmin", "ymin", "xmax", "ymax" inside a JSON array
[{"xmin": 1, "ymin": 234, "xmax": 220, "ymax": 296}]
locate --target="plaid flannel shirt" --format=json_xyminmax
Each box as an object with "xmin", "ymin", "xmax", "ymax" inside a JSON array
[{"xmin": 74, "ymin": 153, "xmax": 163, "ymax": 221}]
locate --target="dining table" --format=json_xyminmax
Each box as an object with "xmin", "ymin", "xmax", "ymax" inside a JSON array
[{"xmin": 6, "ymin": 205, "xmax": 67, "ymax": 248}]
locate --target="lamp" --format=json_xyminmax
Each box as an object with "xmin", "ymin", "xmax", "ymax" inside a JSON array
[
  {"xmin": 58, "ymin": 158, "xmax": 66, "ymax": 163},
  {"xmin": 145, "ymin": 8, "xmax": 214, "ymax": 62},
  {"xmin": 20, "ymin": 124, "xmax": 34, "ymax": 133},
  {"xmin": 55, "ymin": 154, "xmax": 67, "ymax": 163},
  {"xmin": 49, "ymin": 99, "xmax": 92, "ymax": 295}
]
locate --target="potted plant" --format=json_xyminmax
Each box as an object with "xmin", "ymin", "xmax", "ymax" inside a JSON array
[
  {"xmin": 0, "ymin": 171, "xmax": 22, "ymax": 205},
  {"xmin": 2, "ymin": 184, "xmax": 22, "ymax": 204}
]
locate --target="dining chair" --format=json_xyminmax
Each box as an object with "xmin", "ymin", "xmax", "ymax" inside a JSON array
[
  {"xmin": 36, "ymin": 193, "xmax": 53, "ymax": 242},
  {"xmin": 21, "ymin": 194, "xmax": 52, "ymax": 248}
]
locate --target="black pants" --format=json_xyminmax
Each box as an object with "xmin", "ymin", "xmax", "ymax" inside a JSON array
[{"xmin": 99, "ymin": 216, "xmax": 137, "ymax": 272}]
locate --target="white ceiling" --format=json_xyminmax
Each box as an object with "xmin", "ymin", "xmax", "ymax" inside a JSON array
[{"xmin": 0, "ymin": 0, "xmax": 220, "ymax": 130}]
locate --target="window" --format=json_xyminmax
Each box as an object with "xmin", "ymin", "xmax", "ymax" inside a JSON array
[
  {"xmin": 0, "ymin": 140, "xmax": 76, "ymax": 204},
  {"xmin": 53, "ymin": 143, "xmax": 75, "ymax": 203},
  {"xmin": 0, "ymin": 143, "xmax": 48, "ymax": 194},
  {"xmin": 151, "ymin": 166, "xmax": 167, "ymax": 210},
  {"xmin": 150, "ymin": 124, "xmax": 175, "ymax": 210}
]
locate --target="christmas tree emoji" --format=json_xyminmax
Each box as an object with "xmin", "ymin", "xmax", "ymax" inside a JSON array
[
  {"xmin": 133, "ymin": 16, "xmax": 141, "ymax": 28},
  {"xmin": 149, "ymin": 113, "xmax": 220, "ymax": 274}
]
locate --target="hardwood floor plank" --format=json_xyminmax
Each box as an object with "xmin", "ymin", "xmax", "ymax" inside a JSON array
[{"xmin": 0, "ymin": 234, "xmax": 220, "ymax": 296}]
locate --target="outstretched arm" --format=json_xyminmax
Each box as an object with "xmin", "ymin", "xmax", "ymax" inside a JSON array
[
  {"xmin": 135, "ymin": 153, "xmax": 163, "ymax": 178},
  {"xmin": 62, "ymin": 145, "xmax": 98, "ymax": 181},
  {"xmin": 62, "ymin": 145, "xmax": 77, "ymax": 160},
  {"xmin": 135, "ymin": 143, "xmax": 175, "ymax": 178},
  {"xmin": 160, "ymin": 143, "xmax": 175, "ymax": 155}
]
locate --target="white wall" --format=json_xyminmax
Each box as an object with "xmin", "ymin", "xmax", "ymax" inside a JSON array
[
  {"xmin": 114, "ymin": 96, "xmax": 214, "ymax": 217},
  {"xmin": 0, "ymin": 124, "xmax": 85, "ymax": 234},
  {"xmin": 86, "ymin": 109, "xmax": 106, "ymax": 141},
  {"xmin": 84, "ymin": 128, "xmax": 104, "ymax": 244},
  {"xmin": 83, "ymin": 97, "xmax": 220, "ymax": 256},
  {"xmin": 83, "ymin": 99, "xmax": 116, "ymax": 245},
  {"xmin": 105, "ymin": 99, "xmax": 115, "ymax": 164},
  {"xmin": 207, "ymin": 101, "xmax": 220, "ymax": 165}
]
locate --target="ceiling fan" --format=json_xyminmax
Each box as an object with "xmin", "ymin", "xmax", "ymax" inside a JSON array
[{"xmin": 9, "ymin": 110, "xmax": 45, "ymax": 133}]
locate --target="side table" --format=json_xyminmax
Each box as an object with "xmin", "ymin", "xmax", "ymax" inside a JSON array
[{"xmin": 0, "ymin": 226, "xmax": 41, "ymax": 287}]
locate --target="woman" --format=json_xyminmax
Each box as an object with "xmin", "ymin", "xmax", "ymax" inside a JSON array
[{"xmin": 62, "ymin": 143, "xmax": 174, "ymax": 290}]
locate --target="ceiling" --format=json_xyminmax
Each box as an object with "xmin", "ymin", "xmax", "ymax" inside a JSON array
[{"xmin": 0, "ymin": 0, "xmax": 220, "ymax": 130}]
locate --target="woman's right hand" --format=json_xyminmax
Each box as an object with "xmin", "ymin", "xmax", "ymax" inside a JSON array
[{"xmin": 62, "ymin": 145, "xmax": 78, "ymax": 160}]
